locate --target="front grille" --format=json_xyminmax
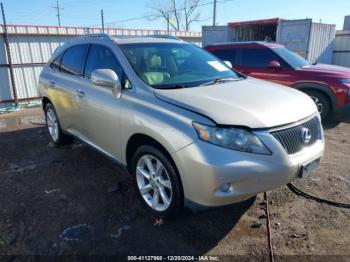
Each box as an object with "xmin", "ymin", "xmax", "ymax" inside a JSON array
[{"xmin": 271, "ymin": 116, "xmax": 322, "ymax": 155}]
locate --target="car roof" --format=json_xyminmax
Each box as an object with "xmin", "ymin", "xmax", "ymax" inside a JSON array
[
  {"xmin": 51, "ymin": 34, "xmax": 187, "ymax": 60},
  {"xmin": 206, "ymin": 41, "xmax": 284, "ymax": 49}
]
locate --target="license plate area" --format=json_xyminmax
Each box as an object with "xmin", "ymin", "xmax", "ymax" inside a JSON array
[{"xmin": 298, "ymin": 158, "xmax": 321, "ymax": 179}]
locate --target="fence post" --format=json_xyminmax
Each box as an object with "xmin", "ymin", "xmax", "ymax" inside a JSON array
[{"xmin": 1, "ymin": 2, "xmax": 18, "ymax": 106}]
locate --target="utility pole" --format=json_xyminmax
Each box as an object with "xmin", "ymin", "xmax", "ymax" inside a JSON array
[
  {"xmin": 166, "ymin": 14, "xmax": 170, "ymax": 35},
  {"xmin": 101, "ymin": 9, "xmax": 104, "ymax": 33},
  {"xmin": 213, "ymin": 0, "xmax": 217, "ymax": 26},
  {"xmin": 1, "ymin": 2, "xmax": 18, "ymax": 106},
  {"xmin": 53, "ymin": 0, "xmax": 62, "ymax": 26}
]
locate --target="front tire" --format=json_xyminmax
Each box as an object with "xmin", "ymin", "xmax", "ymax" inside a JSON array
[
  {"xmin": 131, "ymin": 145, "xmax": 184, "ymax": 217},
  {"xmin": 303, "ymin": 90, "xmax": 331, "ymax": 121},
  {"xmin": 44, "ymin": 103, "xmax": 70, "ymax": 145}
]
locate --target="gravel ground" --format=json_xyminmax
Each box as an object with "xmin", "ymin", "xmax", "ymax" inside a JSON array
[{"xmin": 0, "ymin": 107, "xmax": 349, "ymax": 260}]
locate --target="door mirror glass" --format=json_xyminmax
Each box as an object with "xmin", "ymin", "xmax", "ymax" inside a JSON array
[
  {"xmin": 224, "ymin": 60, "xmax": 232, "ymax": 68},
  {"xmin": 268, "ymin": 60, "xmax": 281, "ymax": 69},
  {"xmin": 91, "ymin": 69, "xmax": 122, "ymax": 98}
]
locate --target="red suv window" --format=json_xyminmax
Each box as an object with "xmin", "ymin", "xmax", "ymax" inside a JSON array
[{"xmin": 211, "ymin": 47, "xmax": 287, "ymax": 69}]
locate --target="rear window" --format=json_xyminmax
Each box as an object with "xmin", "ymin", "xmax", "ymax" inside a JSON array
[{"xmin": 60, "ymin": 45, "xmax": 88, "ymax": 76}]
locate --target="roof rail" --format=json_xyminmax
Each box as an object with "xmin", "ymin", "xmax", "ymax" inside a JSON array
[
  {"xmin": 147, "ymin": 34, "xmax": 182, "ymax": 40},
  {"xmin": 52, "ymin": 33, "xmax": 113, "ymax": 56},
  {"xmin": 74, "ymin": 33, "xmax": 113, "ymax": 41},
  {"xmin": 205, "ymin": 41, "xmax": 277, "ymax": 47}
]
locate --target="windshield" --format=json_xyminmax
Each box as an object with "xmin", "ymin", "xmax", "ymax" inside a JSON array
[
  {"xmin": 272, "ymin": 47, "xmax": 310, "ymax": 68},
  {"xmin": 120, "ymin": 42, "xmax": 241, "ymax": 88}
]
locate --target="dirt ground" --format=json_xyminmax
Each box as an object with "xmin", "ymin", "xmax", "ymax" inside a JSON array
[{"xmin": 0, "ymin": 107, "xmax": 349, "ymax": 260}]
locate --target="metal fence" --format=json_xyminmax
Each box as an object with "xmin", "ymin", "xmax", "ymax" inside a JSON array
[
  {"xmin": 332, "ymin": 30, "xmax": 350, "ymax": 68},
  {"xmin": 0, "ymin": 24, "xmax": 202, "ymax": 106}
]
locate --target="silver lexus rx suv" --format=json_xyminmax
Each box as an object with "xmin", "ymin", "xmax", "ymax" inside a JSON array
[{"xmin": 38, "ymin": 34, "xmax": 324, "ymax": 217}]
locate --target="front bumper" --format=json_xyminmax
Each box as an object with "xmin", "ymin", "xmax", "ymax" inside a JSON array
[{"xmin": 172, "ymin": 132, "xmax": 324, "ymax": 207}]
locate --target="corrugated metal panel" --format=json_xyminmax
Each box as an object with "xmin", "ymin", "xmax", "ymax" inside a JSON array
[
  {"xmin": 0, "ymin": 68, "xmax": 12, "ymax": 101},
  {"xmin": 0, "ymin": 24, "xmax": 202, "ymax": 38},
  {"xmin": 344, "ymin": 16, "xmax": 350, "ymax": 30},
  {"xmin": 332, "ymin": 52, "xmax": 350, "ymax": 68},
  {"xmin": 332, "ymin": 31, "xmax": 350, "ymax": 68},
  {"xmin": 0, "ymin": 37, "xmax": 6, "ymax": 64},
  {"xmin": 276, "ymin": 19, "xmax": 312, "ymax": 59},
  {"xmin": 13, "ymin": 66, "xmax": 43, "ymax": 99},
  {"xmin": 308, "ymin": 23, "xmax": 335, "ymax": 64},
  {"xmin": 277, "ymin": 19, "xmax": 335, "ymax": 64},
  {"xmin": 334, "ymin": 32, "xmax": 350, "ymax": 51},
  {"xmin": 202, "ymin": 26, "xmax": 230, "ymax": 46},
  {"xmin": 8, "ymin": 35, "xmax": 72, "ymax": 64}
]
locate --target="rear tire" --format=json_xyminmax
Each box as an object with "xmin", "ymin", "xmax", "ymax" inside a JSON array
[
  {"xmin": 131, "ymin": 145, "xmax": 184, "ymax": 218},
  {"xmin": 44, "ymin": 103, "xmax": 70, "ymax": 145},
  {"xmin": 303, "ymin": 90, "xmax": 331, "ymax": 121}
]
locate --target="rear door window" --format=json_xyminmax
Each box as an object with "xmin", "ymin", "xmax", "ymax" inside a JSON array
[
  {"xmin": 84, "ymin": 44, "xmax": 123, "ymax": 80},
  {"xmin": 237, "ymin": 48, "xmax": 281, "ymax": 68},
  {"xmin": 60, "ymin": 45, "xmax": 88, "ymax": 76}
]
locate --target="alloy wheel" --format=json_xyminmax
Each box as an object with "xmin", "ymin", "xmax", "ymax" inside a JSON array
[
  {"xmin": 136, "ymin": 154, "xmax": 172, "ymax": 212},
  {"xmin": 46, "ymin": 108, "xmax": 59, "ymax": 142},
  {"xmin": 310, "ymin": 95, "xmax": 323, "ymax": 114}
]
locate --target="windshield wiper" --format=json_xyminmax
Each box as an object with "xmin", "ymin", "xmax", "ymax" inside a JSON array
[
  {"xmin": 153, "ymin": 84, "xmax": 186, "ymax": 89},
  {"xmin": 200, "ymin": 77, "xmax": 239, "ymax": 86}
]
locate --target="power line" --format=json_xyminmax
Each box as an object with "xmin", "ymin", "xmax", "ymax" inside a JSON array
[{"xmin": 89, "ymin": 0, "xmax": 234, "ymax": 28}]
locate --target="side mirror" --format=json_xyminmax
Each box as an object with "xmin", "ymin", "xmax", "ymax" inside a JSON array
[
  {"xmin": 268, "ymin": 60, "xmax": 281, "ymax": 70},
  {"xmin": 91, "ymin": 69, "xmax": 122, "ymax": 98},
  {"xmin": 224, "ymin": 60, "xmax": 232, "ymax": 69}
]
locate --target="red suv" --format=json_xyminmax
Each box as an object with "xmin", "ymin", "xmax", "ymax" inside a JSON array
[{"xmin": 206, "ymin": 42, "xmax": 350, "ymax": 120}]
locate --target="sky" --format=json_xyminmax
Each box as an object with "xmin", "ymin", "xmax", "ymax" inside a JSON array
[{"xmin": 1, "ymin": 0, "xmax": 350, "ymax": 31}]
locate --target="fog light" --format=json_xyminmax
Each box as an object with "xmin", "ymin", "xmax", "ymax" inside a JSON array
[{"xmin": 219, "ymin": 183, "xmax": 230, "ymax": 193}]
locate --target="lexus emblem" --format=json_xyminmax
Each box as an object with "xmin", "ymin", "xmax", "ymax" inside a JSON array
[{"xmin": 301, "ymin": 127, "xmax": 312, "ymax": 143}]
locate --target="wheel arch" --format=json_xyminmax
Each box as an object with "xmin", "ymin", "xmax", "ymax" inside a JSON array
[
  {"xmin": 42, "ymin": 96, "xmax": 52, "ymax": 110},
  {"xmin": 125, "ymin": 133, "xmax": 178, "ymax": 175},
  {"xmin": 292, "ymin": 82, "xmax": 336, "ymax": 111},
  {"xmin": 125, "ymin": 133, "xmax": 185, "ymax": 202}
]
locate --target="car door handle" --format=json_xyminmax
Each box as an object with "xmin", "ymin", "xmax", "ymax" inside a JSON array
[
  {"xmin": 49, "ymin": 81, "xmax": 55, "ymax": 87},
  {"xmin": 76, "ymin": 90, "xmax": 85, "ymax": 98}
]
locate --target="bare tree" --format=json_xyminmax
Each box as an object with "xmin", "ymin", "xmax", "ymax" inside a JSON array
[
  {"xmin": 148, "ymin": 0, "xmax": 202, "ymax": 31},
  {"xmin": 183, "ymin": 0, "xmax": 201, "ymax": 31}
]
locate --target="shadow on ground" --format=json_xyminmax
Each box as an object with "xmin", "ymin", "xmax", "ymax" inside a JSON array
[
  {"xmin": 323, "ymin": 112, "xmax": 350, "ymax": 130},
  {"xmin": 0, "ymin": 127, "xmax": 255, "ymax": 255}
]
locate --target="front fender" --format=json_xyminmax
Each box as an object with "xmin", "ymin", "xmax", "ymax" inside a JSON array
[{"xmin": 119, "ymin": 91, "xmax": 213, "ymax": 165}]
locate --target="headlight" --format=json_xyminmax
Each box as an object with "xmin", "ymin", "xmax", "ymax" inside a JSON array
[
  {"xmin": 193, "ymin": 122, "xmax": 272, "ymax": 155},
  {"xmin": 338, "ymin": 78, "xmax": 350, "ymax": 84},
  {"xmin": 337, "ymin": 79, "xmax": 350, "ymax": 97}
]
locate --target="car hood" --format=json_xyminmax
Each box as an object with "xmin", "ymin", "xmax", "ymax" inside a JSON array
[
  {"xmin": 297, "ymin": 63, "xmax": 350, "ymax": 77},
  {"xmin": 154, "ymin": 78, "xmax": 317, "ymax": 129}
]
